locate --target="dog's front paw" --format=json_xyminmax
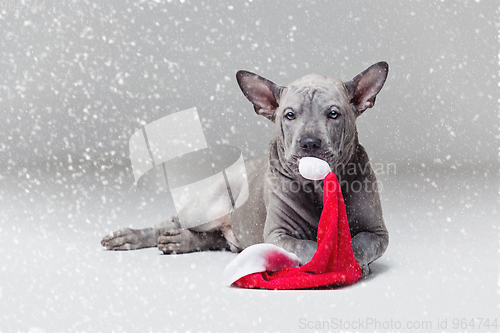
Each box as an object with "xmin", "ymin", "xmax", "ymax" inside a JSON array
[
  {"xmin": 360, "ymin": 263, "xmax": 370, "ymax": 278},
  {"xmin": 101, "ymin": 228, "xmax": 150, "ymax": 250},
  {"xmin": 157, "ymin": 229, "xmax": 196, "ymax": 254},
  {"xmin": 355, "ymin": 258, "xmax": 370, "ymax": 278}
]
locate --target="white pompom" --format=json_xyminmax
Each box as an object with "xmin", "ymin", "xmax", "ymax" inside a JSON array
[{"xmin": 299, "ymin": 157, "xmax": 332, "ymax": 180}]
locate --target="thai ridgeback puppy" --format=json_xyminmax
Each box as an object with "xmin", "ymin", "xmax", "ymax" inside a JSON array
[{"xmin": 102, "ymin": 62, "xmax": 390, "ymax": 277}]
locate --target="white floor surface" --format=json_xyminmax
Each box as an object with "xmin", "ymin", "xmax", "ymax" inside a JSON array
[{"xmin": 1, "ymin": 161, "xmax": 498, "ymax": 332}]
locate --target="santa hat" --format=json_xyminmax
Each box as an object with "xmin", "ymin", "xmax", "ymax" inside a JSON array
[{"xmin": 223, "ymin": 171, "xmax": 362, "ymax": 289}]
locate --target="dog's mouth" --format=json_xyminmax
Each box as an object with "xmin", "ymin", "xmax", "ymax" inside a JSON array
[{"xmin": 287, "ymin": 149, "xmax": 339, "ymax": 175}]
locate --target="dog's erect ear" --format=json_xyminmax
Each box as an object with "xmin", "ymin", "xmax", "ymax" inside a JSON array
[
  {"xmin": 236, "ymin": 70, "xmax": 284, "ymax": 122},
  {"xmin": 344, "ymin": 61, "xmax": 389, "ymax": 115}
]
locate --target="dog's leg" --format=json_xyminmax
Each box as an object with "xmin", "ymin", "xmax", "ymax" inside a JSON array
[
  {"xmin": 341, "ymin": 156, "xmax": 389, "ymax": 277},
  {"xmin": 351, "ymin": 231, "xmax": 387, "ymax": 277},
  {"xmin": 157, "ymin": 175, "xmax": 246, "ymax": 254},
  {"xmin": 266, "ymin": 234, "xmax": 318, "ymax": 265},
  {"xmin": 157, "ymin": 229, "xmax": 229, "ymax": 254},
  {"xmin": 102, "ymin": 165, "xmax": 246, "ymax": 252},
  {"xmin": 157, "ymin": 215, "xmax": 235, "ymax": 254}
]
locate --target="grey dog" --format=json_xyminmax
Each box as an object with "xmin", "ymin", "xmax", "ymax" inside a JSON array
[{"xmin": 102, "ymin": 62, "xmax": 390, "ymax": 277}]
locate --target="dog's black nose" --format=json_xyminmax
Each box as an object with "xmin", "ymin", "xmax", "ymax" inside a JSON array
[{"xmin": 299, "ymin": 136, "xmax": 322, "ymax": 152}]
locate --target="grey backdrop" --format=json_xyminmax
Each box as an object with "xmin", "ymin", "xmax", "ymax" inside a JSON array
[
  {"xmin": 1, "ymin": 1, "xmax": 499, "ymax": 331},
  {"xmin": 1, "ymin": 0, "xmax": 498, "ymax": 175}
]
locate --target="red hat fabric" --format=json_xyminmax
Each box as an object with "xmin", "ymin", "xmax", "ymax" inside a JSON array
[{"xmin": 230, "ymin": 172, "xmax": 361, "ymax": 289}]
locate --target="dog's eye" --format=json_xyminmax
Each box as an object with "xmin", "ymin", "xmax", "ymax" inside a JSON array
[
  {"xmin": 284, "ymin": 109, "xmax": 296, "ymax": 120},
  {"xmin": 328, "ymin": 109, "xmax": 339, "ymax": 119}
]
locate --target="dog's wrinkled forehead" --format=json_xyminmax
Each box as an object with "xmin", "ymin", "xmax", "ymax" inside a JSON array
[{"xmin": 281, "ymin": 74, "xmax": 349, "ymax": 108}]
